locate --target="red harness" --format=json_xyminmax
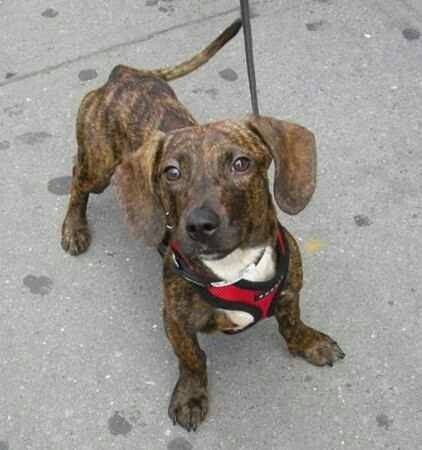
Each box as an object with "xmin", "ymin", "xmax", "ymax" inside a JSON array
[{"xmin": 169, "ymin": 225, "xmax": 289, "ymax": 334}]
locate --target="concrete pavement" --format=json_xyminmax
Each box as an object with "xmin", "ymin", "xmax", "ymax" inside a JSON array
[{"xmin": 1, "ymin": 0, "xmax": 421, "ymax": 449}]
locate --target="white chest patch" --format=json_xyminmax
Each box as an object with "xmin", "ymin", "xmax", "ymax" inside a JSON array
[
  {"xmin": 219, "ymin": 309, "xmax": 255, "ymax": 331},
  {"xmin": 202, "ymin": 246, "xmax": 276, "ymax": 283},
  {"xmin": 202, "ymin": 246, "xmax": 276, "ymax": 331}
]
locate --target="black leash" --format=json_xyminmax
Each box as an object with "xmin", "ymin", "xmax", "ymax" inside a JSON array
[{"xmin": 239, "ymin": 0, "xmax": 259, "ymax": 115}]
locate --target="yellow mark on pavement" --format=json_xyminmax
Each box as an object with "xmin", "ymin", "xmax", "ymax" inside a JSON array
[{"xmin": 304, "ymin": 239, "xmax": 324, "ymax": 253}]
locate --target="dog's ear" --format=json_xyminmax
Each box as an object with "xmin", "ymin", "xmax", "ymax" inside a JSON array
[
  {"xmin": 243, "ymin": 114, "xmax": 317, "ymax": 215},
  {"xmin": 112, "ymin": 131, "xmax": 166, "ymax": 245}
]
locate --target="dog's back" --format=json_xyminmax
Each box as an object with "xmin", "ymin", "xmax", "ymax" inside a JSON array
[{"xmin": 77, "ymin": 71, "xmax": 196, "ymax": 161}]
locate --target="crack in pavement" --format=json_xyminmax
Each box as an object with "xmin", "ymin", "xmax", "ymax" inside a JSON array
[{"xmin": 0, "ymin": 4, "xmax": 251, "ymax": 89}]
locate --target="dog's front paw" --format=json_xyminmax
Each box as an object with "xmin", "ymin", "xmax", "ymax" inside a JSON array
[
  {"xmin": 288, "ymin": 328, "xmax": 345, "ymax": 367},
  {"xmin": 168, "ymin": 377, "xmax": 208, "ymax": 431},
  {"xmin": 61, "ymin": 218, "xmax": 91, "ymax": 255}
]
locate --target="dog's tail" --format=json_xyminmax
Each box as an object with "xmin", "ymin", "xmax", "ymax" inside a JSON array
[{"xmin": 149, "ymin": 18, "xmax": 242, "ymax": 81}]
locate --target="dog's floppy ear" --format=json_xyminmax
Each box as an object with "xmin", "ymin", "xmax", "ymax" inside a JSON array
[
  {"xmin": 244, "ymin": 114, "xmax": 317, "ymax": 215},
  {"xmin": 112, "ymin": 131, "xmax": 166, "ymax": 245}
]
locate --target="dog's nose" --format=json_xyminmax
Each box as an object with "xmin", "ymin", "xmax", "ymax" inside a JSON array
[{"xmin": 186, "ymin": 208, "xmax": 220, "ymax": 241}]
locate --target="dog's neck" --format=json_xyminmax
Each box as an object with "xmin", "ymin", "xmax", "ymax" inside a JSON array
[{"xmin": 201, "ymin": 245, "xmax": 276, "ymax": 283}]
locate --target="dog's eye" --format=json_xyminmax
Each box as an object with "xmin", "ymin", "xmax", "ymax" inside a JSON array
[
  {"xmin": 232, "ymin": 157, "xmax": 251, "ymax": 173},
  {"xmin": 164, "ymin": 166, "xmax": 181, "ymax": 181}
]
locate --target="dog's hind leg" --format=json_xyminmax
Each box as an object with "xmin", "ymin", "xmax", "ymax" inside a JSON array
[
  {"xmin": 61, "ymin": 155, "xmax": 91, "ymax": 255},
  {"xmin": 61, "ymin": 169, "xmax": 89, "ymax": 256},
  {"xmin": 61, "ymin": 142, "xmax": 117, "ymax": 255},
  {"xmin": 61, "ymin": 87, "xmax": 121, "ymax": 255}
]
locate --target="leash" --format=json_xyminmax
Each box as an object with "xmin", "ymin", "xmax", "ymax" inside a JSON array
[{"xmin": 239, "ymin": 0, "xmax": 259, "ymax": 115}]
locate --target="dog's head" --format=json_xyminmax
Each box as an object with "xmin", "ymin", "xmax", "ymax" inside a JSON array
[{"xmin": 112, "ymin": 115, "xmax": 316, "ymax": 259}]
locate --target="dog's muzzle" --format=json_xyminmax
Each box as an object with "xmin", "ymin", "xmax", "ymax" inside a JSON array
[{"xmin": 185, "ymin": 207, "xmax": 220, "ymax": 243}]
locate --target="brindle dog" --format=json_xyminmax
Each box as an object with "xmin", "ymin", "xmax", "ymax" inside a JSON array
[{"xmin": 61, "ymin": 18, "xmax": 344, "ymax": 431}]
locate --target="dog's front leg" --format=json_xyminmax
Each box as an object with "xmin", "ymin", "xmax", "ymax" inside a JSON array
[
  {"xmin": 274, "ymin": 289, "xmax": 345, "ymax": 367},
  {"xmin": 163, "ymin": 307, "xmax": 208, "ymax": 431},
  {"xmin": 273, "ymin": 232, "xmax": 345, "ymax": 366}
]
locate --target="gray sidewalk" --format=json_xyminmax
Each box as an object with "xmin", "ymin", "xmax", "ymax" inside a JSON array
[{"xmin": 1, "ymin": 1, "xmax": 421, "ymax": 449}]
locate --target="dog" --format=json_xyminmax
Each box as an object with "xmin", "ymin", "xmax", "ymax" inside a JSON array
[{"xmin": 61, "ymin": 18, "xmax": 345, "ymax": 431}]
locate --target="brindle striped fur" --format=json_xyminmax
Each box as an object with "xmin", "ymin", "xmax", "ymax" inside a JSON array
[{"xmin": 61, "ymin": 18, "xmax": 344, "ymax": 432}]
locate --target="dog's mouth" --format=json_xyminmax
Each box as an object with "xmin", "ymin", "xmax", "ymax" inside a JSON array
[
  {"xmin": 199, "ymin": 251, "xmax": 228, "ymax": 261},
  {"xmin": 177, "ymin": 225, "xmax": 243, "ymax": 261},
  {"xmin": 176, "ymin": 239, "xmax": 238, "ymax": 261},
  {"xmin": 197, "ymin": 242, "xmax": 240, "ymax": 261}
]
